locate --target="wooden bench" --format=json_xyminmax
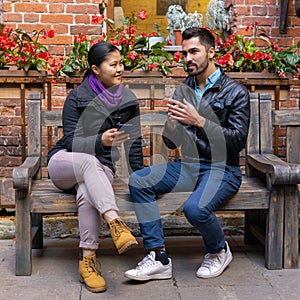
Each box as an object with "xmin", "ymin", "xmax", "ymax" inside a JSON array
[{"xmin": 13, "ymin": 92, "xmax": 300, "ymax": 275}]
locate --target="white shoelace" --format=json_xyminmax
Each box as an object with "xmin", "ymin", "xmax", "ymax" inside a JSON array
[
  {"xmin": 201, "ymin": 252, "xmax": 224, "ymax": 268},
  {"xmin": 137, "ymin": 253, "xmax": 157, "ymax": 270}
]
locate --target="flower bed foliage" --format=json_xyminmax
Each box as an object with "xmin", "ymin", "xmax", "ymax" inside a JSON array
[
  {"xmin": 0, "ymin": 28, "xmax": 55, "ymax": 72},
  {"xmin": 0, "ymin": 9, "xmax": 299, "ymax": 78},
  {"xmin": 214, "ymin": 23, "xmax": 300, "ymax": 78},
  {"xmin": 55, "ymin": 9, "xmax": 181, "ymax": 77}
]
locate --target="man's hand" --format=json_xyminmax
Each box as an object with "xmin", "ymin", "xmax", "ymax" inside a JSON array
[
  {"xmin": 167, "ymin": 98, "xmax": 205, "ymax": 128},
  {"xmin": 101, "ymin": 128, "xmax": 129, "ymax": 147}
]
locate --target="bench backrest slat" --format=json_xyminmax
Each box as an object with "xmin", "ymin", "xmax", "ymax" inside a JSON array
[
  {"xmin": 259, "ymin": 93, "xmax": 273, "ymax": 154},
  {"xmin": 272, "ymin": 110, "xmax": 300, "ymax": 164}
]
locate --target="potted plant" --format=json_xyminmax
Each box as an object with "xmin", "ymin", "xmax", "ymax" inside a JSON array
[
  {"xmin": 148, "ymin": 24, "xmax": 165, "ymax": 48},
  {"xmin": 166, "ymin": 4, "xmax": 203, "ymax": 45},
  {"xmin": 205, "ymin": 0, "xmax": 231, "ymax": 32},
  {"xmin": 214, "ymin": 23, "xmax": 300, "ymax": 78}
]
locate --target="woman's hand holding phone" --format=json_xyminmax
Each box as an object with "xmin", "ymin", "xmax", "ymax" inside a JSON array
[{"xmin": 102, "ymin": 125, "xmax": 132, "ymax": 147}]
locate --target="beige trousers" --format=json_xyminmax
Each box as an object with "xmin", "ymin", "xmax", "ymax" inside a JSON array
[{"xmin": 48, "ymin": 149, "xmax": 118, "ymax": 249}]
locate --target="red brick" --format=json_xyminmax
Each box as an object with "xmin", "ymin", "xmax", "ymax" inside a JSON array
[
  {"xmin": 245, "ymin": 0, "xmax": 273, "ymax": 4},
  {"xmin": 14, "ymin": 3, "xmax": 47, "ymax": 13},
  {"xmin": 66, "ymin": 4, "xmax": 99, "ymax": 14},
  {"xmin": 280, "ymin": 100, "xmax": 298, "ymax": 109},
  {"xmin": 0, "ymin": 155, "xmax": 22, "ymax": 167},
  {"xmin": 75, "ymin": 15, "xmax": 91, "ymax": 24},
  {"xmin": 236, "ymin": 6, "xmax": 250, "ymax": 15},
  {"xmin": 41, "ymin": 0, "xmax": 73, "ymax": 2},
  {"xmin": 51, "ymin": 24, "xmax": 69, "ymax": 34},
  {"xmin": 234, "ymin": 0, "xmax": 246, "ymax": 5},
  {"xmin": 41, "ymin": 14, "xmax": 73, "ymax": 24},
  {"xmin": 17, "ymin": 24, "xmax": 46, "ymax": 33},
  {"xmin": 24, "ymin": 14, "xmax": 40, "ymax": 23},
  {"xmin": 47, "ymin": 45, "xmax": 66, "ymax": 56},
  {"xmin": 252, "ymin": 6, "xmax": 268, "ymax": 16},
  {"xmin": 70, "ymin": 25, "xmax": 101, "ymax": 35},
  {"xmin": 3, "ymin": 2, "xmax": 12, "ymax": 12},
  {"xmin": 49, "ymin": 4, "xmax": 65, "ymax": 13},
  {"xmin": 3, "ymin": 14, "xmax": 22, "ymax": 22}
]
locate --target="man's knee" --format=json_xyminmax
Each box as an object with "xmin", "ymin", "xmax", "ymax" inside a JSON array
[
  {"xmin": 129, "ymin": 167, "xmax": 152, "ymax": 189},
  {"xmin": 183, "ymin": 203, "xmax": 211, "ymax": 224}
]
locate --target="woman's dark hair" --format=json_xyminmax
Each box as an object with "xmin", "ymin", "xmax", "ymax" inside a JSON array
[
  {"xmin": 182, "ymin": 27, "xmax": 215, "ymax": 52},
  {"xmin": 83, "ymin": 42, "xmax": 120, "ymax": 79}
]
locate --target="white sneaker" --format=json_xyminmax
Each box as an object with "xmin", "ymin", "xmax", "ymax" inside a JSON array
[
  {"xmin": 124, "ymin": 251, "xmax": 172, "ymax": 281},
  {"xmin": 196, "ymin": 241, "xmax": 232, "ymax": 279}
]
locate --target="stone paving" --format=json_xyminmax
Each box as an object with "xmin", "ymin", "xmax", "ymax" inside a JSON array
[{"xmin": 1, "ymin": 236, "xmax": 300, "ymax": 300}]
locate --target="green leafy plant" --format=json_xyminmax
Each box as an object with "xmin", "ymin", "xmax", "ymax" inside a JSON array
[
  {"xmin": 1, "ymin": 28, "xmax": 55, "ymax": 72},
  {"xmin": 108, "ymin": 9, "xmax": 176, "ymax": 74},
  {"xmin": 56, "ymin": 9, "xmax": 180, "ymax": 76},
  {"xmin": 54, "ymin": 34, "xmax": 102, "ymax": 77},
  {"xmin": 214, "ymin": 23, "xmax": 300, "ymax": 78}
]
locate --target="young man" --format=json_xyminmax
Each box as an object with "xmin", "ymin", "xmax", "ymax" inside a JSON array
[{"xmin": 125, "ymin": 27, "xmax": 250, "ymax": 281}]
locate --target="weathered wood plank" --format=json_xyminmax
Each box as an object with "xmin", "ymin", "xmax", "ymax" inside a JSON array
[
  {"xmin": 272, "ymin": 110, "xmax": 300, "ymax": 126},
  {"xmin": 259, "ymin": 93, "xmax": 273, "ymax": 154},
  {"xmin": 246, "ymin": 93, "xmax": 260, "ymax": 155},
  {"xmin": 284, "ymin": 185, "xmax": 299, "ymax": 268},
  {"xmin": 42, "ymin": 109, "xmax": 168, "ymax": 127},
  {"xmin": 265, "ymin": 185, "xmax": 284, "ymax": 269},
  {"xmin": 30, "ymin": 177, "xmax": 269, "ymax": 213},
  {"xmin": 286, "ymin": 127, "xmax": 300, "ymax": 164}
]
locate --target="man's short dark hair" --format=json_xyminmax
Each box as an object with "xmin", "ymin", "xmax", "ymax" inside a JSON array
[{"xmin": 182, "ymin": 27, "xmax": 215, "ymax": 52}]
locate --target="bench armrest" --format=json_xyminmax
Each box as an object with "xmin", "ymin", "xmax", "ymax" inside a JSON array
[
  {"xmin": 13, "ymin": 156, "xmax": 41, "ymax": 190},
  {"xmin": 247, "ymin": 153, "xmax": 300, "ymax": 185}
]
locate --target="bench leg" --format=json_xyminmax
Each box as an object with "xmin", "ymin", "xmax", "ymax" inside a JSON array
[
  {"xmin": 265, "ymin": 186, "xmax": 284, "ymax": 270},
  {"xmin": 15, "ymin": 189, "xmax": 32, "ymax": 276},
  {"xmin": 32, "ymin": 213, "xmax": 43, "ymax": 249},
  {"xmin": 283, "ymin": 185, "xmax": 299, "ymax": 268}
]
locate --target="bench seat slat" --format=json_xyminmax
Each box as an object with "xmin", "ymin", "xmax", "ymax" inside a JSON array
[{"xmin": 30, "ymin": 177, "xmax": 269, "ymax": 213}]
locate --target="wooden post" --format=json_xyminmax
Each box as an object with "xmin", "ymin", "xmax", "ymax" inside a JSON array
[{"xmin": 279, "ymin": 0, "xmax": 289, "ymax": 34}]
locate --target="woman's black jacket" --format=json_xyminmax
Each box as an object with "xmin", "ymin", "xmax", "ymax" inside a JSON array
[{"xmin": 47, "ymin": 77, "xmax": 144, "ymax": 174}]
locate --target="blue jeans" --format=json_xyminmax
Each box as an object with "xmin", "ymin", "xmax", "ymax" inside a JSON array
[{"xmin": 129, "ymin": 159, "xmax": 242, "ymax": 254}]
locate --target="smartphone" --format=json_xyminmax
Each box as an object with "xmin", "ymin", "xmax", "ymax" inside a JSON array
[{"xmin": 117, "ymin": 123, "xmax": 133, "ymax": 133}]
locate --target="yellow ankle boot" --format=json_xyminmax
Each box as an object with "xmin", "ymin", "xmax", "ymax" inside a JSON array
[
  {"xmin": 79, "ymin": 254, "xmax": 106, "ymax": 293},
  {"xmin": 109, "ymin": 218, "xmax": 138, "ymax": 254}
]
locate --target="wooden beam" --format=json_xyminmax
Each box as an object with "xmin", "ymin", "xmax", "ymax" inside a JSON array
[
  {"xmin": 279, "ymin": 0, "xmax": 289, "ymax": 34},
  {"xmin": 296, "ymin": 0, "xmax": 300, "ymax": 18}
]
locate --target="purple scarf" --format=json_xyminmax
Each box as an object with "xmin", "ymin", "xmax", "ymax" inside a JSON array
[{"xmin": 88, "ymin": 73, "xmax": 123, "ymax": 109}]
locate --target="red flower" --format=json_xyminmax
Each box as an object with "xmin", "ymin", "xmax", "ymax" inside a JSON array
[
  {"xmin": 173, "ymin": 51, "xmax": 182, "ymax": 62},
  {"xmin": 47, "ymin": 29, "xmax": 55, "ymax": 38},
  {"xmin": 138, "ymin": 9, "xmax": 147, "ymax": 20},
  {"xmin": 127, "ymin": 51, "xmax": 138, "ymax": 61},
  {"xmin": 149, "ymin": 31, "xmax": 158, "ymax": 37},
  {"xmin": 92, "ymin": 13, "xmax": 104, "ymax": 24}
]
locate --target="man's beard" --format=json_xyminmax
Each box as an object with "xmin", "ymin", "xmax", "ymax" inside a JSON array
[{"xmin": 187, "ymin": 58, "xmax": 209, "ymax": 76}]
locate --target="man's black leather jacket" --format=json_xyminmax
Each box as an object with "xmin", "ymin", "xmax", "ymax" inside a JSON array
[{"xmin": 163, "ymin": 68, "xmax": 250, "ymax": 166}]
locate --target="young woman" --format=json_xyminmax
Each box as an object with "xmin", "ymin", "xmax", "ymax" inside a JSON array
[{"xmin": 47, "ymin": 42, "xmax": 143, "ymax": 293}]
